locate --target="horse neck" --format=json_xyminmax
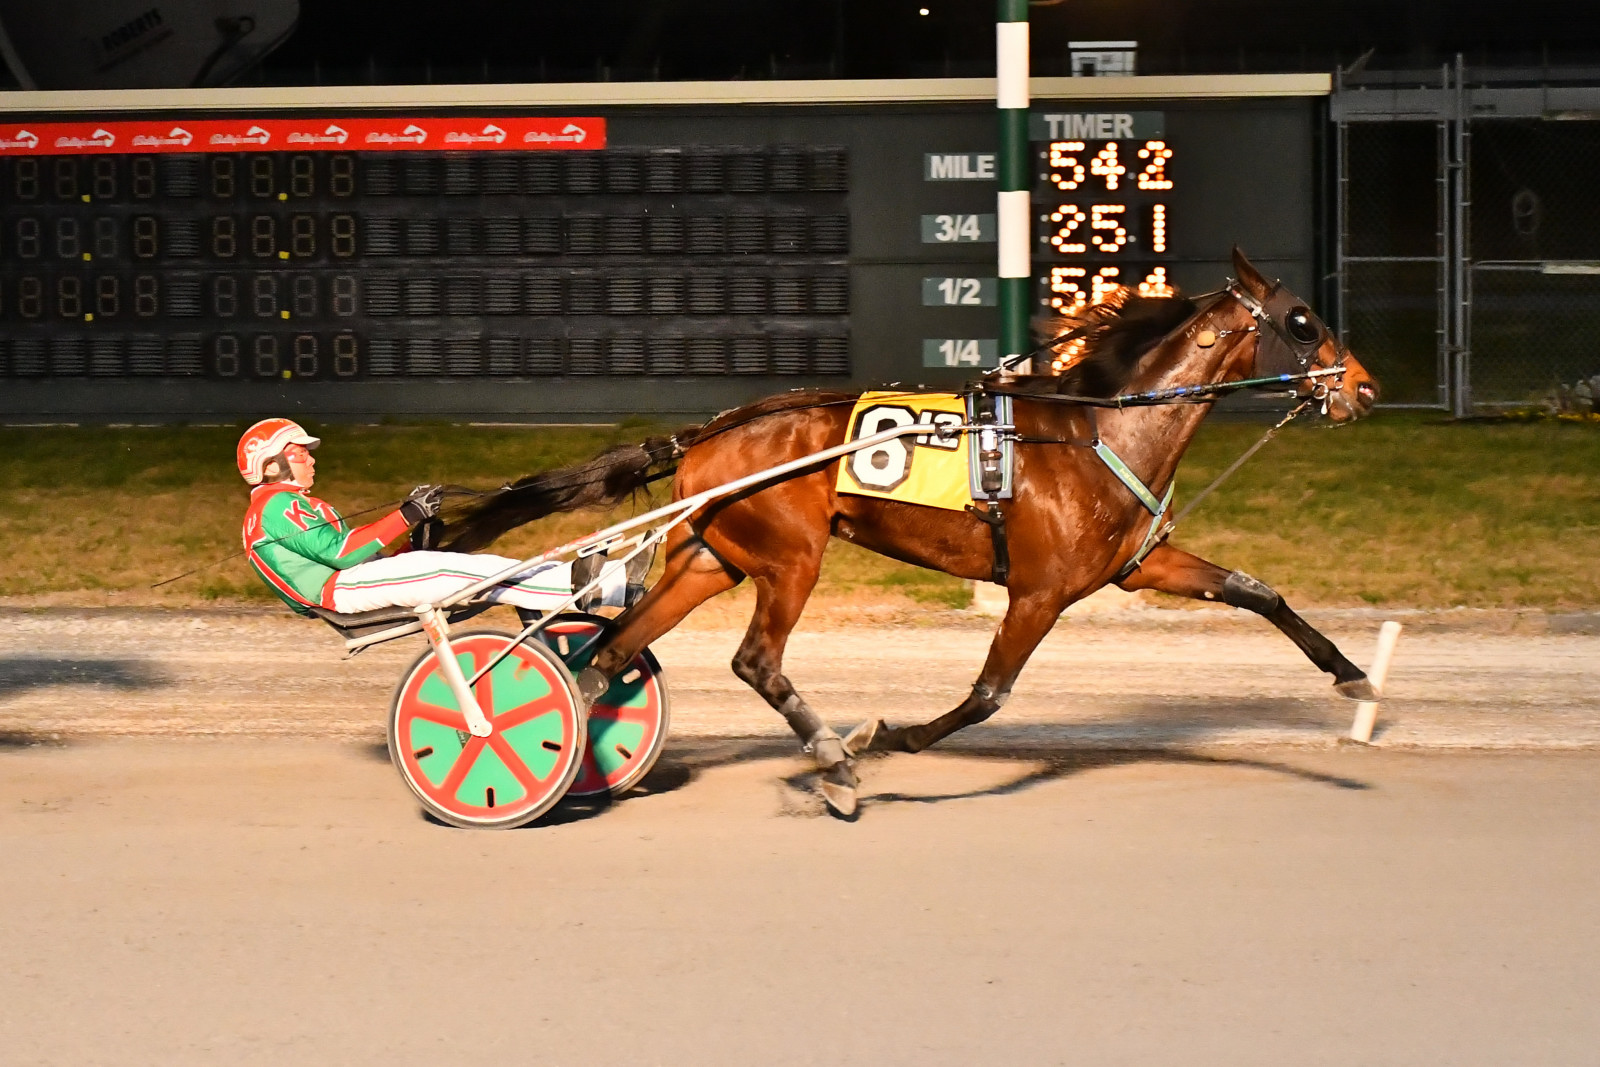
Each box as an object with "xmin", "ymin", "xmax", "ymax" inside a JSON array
[{"xmin": 1095, "ymin": 299, "xmax": 1257, "ymax": 488}]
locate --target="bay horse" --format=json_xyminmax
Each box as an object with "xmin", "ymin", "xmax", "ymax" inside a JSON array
[{"xmin": 437, "ymin": 250, "xmax": 1380, "ymax": 817}]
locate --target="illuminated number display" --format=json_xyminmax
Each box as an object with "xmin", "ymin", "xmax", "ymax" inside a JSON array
[{"xmin": 1034, "ymin": 118, "xmax": 1177, "ymax": 341}]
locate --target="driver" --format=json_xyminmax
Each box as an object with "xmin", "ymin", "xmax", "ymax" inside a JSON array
[{"xmin": 237, "ymin": 418, "xmax": 629, "ymax": 617}]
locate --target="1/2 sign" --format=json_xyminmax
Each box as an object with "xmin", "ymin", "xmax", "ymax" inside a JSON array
[{"xmin": 922, "ymin": 277, "xmax": 997, "ymax": 306}]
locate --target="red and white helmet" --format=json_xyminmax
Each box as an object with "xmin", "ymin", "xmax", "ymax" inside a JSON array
[{"xmin": 237, "ymin": 418, "xmax": 320, "ymax": 485}]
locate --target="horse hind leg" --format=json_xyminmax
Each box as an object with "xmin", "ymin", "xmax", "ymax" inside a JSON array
[
  {"xmin": 1117, "ymin": 542, "xmax": 1377, "ymax": 699},
  {"xmin": 577, "ymin": 531, "xmax": 740, "ymax": 698},
  {"xmin": 727, "ymin": 562, "xmax": 863, "ymax": 817}
]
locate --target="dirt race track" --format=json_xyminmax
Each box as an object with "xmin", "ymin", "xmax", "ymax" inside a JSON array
[
  {"xmin": 2, "ymin": 605, "xmax": 1599, "ymax": 1064},
  {"xmin": 0, "ymin": 604, "xmax": 1596, "ymax": 748}
]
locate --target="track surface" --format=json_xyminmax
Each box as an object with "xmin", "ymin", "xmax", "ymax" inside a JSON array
[
  {"xmin": 2, "ymin": 742, "xmax": 1598, "ymax": 1065},
  {"xmin": 1, "ymin": 606, "xmax": 1596, "ymax": 747}
]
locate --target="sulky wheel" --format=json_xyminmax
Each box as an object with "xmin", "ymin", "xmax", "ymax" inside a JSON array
[
  {"xmin": 533, "ymin": 612, "xmax": 670, "ymax": 798},
  {"xmin": 388, "ymin": 630, "xmax": 585, "ymax": 829}
]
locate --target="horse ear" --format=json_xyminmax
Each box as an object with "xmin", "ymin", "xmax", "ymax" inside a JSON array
[{"xmin": 1231, "ymin": 246, "xmax": 1270, "ymax": 299}]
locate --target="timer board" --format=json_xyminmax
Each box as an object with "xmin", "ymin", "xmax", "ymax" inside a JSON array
[
  {"xmin": 0, "ymin": 88, "xmax": 1320, "ymax": 421},
  {"xmin": 1035, "ymin": 113, "xmax": 1179, "ymax": 320}
]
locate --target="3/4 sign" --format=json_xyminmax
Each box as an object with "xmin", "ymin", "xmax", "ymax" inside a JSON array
[{"xmin": 920, "ymin": 213, "xmax": 996, "ymax": 243}]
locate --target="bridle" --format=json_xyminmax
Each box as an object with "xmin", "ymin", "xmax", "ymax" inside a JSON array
[{"xmin": 1219, "ymin": 280, "xmax": 1350, "ymax": 414}]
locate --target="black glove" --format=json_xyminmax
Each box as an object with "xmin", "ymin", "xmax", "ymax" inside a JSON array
[{"xmin": 399, "ymin": 484, "xmax": 446, "ymax": 525}]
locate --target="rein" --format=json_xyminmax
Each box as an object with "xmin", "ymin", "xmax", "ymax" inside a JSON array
[{"xmin": 985, "ymin": 365, "xmax": 1345, "ymax": 410}]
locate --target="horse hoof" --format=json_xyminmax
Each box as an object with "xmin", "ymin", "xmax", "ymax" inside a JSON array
[
  {"xmin": 842, "ymin": 718, "xmax": 881, "ymax": 757},
  {"xmin": 1335, "ymin": 676, "xmax": 1379, "ymax": 701},
  {"xmin": 819, "ymin": 762, "xmax": 859, "ymax": 820}
]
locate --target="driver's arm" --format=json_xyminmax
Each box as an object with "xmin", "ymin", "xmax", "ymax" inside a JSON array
[{"xmin": 277, "ymin": 505, "xmax": 410, "ymax": 570}]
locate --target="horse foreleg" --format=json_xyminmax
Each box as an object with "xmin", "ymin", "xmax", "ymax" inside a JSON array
[
  {"xmin": 851, "ymin": 586, "xmax": 1065, "ymax": 755},
  {"xmin": 1116, "ymin": 542, "xmax": 1377, "ymax": 699}
]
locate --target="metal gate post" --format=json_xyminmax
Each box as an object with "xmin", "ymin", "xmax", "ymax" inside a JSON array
[
  {"xmin": 1436, "ymin": 114, "xmax": 1450, "ymax": 409},
  {"xmin": 1447, "ymin": 53, "xmax": 1473, "ymax": 415},
  {"xmin": 1334, "ymin": 73, "xmax": 1349, "ymax": 341},
  {"xmin": 996, "ymin": 0, "xmax": 1031, "ymax": 370}
]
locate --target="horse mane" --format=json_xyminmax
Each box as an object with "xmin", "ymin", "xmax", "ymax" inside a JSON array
[{"xmin": 1010, "ymin": 290, "xmax": 1198, "ymax": 398}]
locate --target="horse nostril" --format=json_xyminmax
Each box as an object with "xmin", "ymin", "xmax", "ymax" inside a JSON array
[{"xmin": 1357, "ymin": 381, "xmax": 1377, "ymax": 403}]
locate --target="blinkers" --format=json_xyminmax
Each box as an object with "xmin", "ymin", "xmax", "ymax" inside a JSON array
[{"xmin": 1227, "ymin": 279, "xmax": 1342, "ymax": 380}]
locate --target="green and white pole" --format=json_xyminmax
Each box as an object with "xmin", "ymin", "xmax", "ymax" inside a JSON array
[{"xmin": 997, "ymin": 0, "xmax": 1031, "ymax": 370}]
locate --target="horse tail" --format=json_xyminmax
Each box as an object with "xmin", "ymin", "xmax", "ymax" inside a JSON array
[{"xmin": 436, "ymin": 426, "xmax": 703, "ymax": 552}]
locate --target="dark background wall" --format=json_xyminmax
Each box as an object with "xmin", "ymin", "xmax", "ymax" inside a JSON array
[{"xmin": 237, "ymin": 1, "xmax": 1600, "ymax": 85}]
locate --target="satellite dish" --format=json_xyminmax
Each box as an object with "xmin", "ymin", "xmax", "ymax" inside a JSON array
[{"xmin": 0, "ymin": 0, "xmax": 299, "ymax": 89}]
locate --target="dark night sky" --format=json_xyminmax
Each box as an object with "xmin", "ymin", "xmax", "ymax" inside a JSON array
[{"xmin": 256, "ymin": 0, "xmax": 1600, "ymax": 83}]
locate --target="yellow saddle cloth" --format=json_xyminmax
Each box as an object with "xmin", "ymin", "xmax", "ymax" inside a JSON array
[{"xmin": 834, "ymin": 392, "xmax": 972, "ymax": 512}]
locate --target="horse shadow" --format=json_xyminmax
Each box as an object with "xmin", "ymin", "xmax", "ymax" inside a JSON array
[
  {"xmin": 0, "ymin": 656, "xmax": 169, "ymax": 697},
  {"xmin": 773, "ymin": 695, "xmax": 1374, "ymax": 816},
  {"xmin": 395, "ymin": 695, "xmax": 1375, "ymax": 827},
  {"xmin": 0, "ymin": 657, "xmax": 171, "ymax": 749}
]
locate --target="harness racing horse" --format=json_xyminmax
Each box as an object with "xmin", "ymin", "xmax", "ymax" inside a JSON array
[{"xmin": 438, "ymin": 250, "xmax": 1381, "ymax": 817}]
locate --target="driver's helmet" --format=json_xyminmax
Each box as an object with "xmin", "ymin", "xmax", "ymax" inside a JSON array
[{"xmin": 237, "ymin": 418, "xmax": 320, "ymax": 485}]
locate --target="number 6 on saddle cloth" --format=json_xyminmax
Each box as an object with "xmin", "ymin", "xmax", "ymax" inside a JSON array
[{"xmin": 835, "ymin": 390, "xmax": 1016, "ymax": 584}]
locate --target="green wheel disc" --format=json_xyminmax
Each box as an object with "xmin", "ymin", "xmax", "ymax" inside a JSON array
[
  {"xmin": 534, "ymin": 613, "xmax": 670, "ymax": 798},
  {"xmin": 388, "ymin": 631, "xmax": 585, "ymax": 829}
]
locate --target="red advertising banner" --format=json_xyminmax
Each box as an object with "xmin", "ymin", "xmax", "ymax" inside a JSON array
[{"xmin": 0, "ymin": 116, "xmax": 607, "ymax": 155}]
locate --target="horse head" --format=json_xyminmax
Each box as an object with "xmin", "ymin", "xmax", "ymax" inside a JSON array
[{"xmin": 1229, "ymin": 248, "xmax": 1378, "ymax": 422}]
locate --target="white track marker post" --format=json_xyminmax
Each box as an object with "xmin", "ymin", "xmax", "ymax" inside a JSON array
[{"xmin": 1348, "ymin": 620, "xmax": 1403, "ymax": 744}]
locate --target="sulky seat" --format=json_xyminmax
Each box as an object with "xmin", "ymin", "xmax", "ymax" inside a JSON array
[{"xmin": 305, "ymin": 602, "xmax": 495, "ymax": 644}]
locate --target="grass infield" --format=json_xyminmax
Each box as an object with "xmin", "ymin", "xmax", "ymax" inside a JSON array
[{"xmin": 0, "ymin": 412, "xmax": 1594, "ymax": 611}]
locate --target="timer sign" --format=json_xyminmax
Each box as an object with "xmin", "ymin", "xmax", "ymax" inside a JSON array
[{"xmin": 1031, "ymin": 111, "xmax": 1174, "ymax": 345}]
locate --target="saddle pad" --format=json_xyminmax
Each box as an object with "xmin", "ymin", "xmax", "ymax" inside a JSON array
[{"xmin": 835, "ymin": 392, "xmax": 972, "ymax": 512}]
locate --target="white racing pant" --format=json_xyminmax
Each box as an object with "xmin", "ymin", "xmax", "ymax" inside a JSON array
[{"xmin": 328, "ymin": 550, "xmax": 627, "ymax": 615}]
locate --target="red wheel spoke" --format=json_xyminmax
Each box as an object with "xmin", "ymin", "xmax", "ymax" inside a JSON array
[
  {"xmin": 492, "ymin": 690, "xmax": 571, "ymax": 731},
  {"xmin": 589, "ymin": 701, "xmax": 657, "ymax": 725},
  {"xmin": 407, "ymin": 702, "xmax": 469, "ymax": 732},
  {"xmin": 485, "ymin": 732, "xmax": 544, "ymax": 792},
  {"xmin": 437, "ymin": 735, "xmax": 487, "ymax": 796}
]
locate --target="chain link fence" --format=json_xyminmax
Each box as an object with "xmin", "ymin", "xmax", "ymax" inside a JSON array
[
  {"xmin": 1468, "ymin": 120, "xmax": 1600, "ymax": 406},
  {"xmin": 1338, "ymin": 85, "xmax": 1600, "ymax": 410},
  {"xmin": 1339, "ymin": 123, "xmax": 1446, "ymax": 406}
]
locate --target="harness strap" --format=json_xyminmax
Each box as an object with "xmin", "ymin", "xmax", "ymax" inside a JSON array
[
  {"xmin": 1114, "ymin": 481, "xmax": 1175, "ymax": 581},
  {"xmin": 1091, "ymin": 438, "xmax": 1167, "ymax": 516},
  {"xmin": 1081, "ymin": 414, "xmax": 1175, "ymax": 581},
  {"xmin": 964, "ymin": 501, "xmax": 1010, "ymax": 587}
]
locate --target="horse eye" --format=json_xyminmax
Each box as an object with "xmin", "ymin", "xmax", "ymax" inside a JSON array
[{"xmin": 1285, "ymin": 308, "xmax": 1320, "ymax": 345}]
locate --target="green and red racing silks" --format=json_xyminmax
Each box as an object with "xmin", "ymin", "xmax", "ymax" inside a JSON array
[{"xmin": 241, "ymin": 484, "xmax": 410, "ymax": 613}]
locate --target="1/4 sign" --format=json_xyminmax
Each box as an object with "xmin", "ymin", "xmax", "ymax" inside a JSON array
[
  {"xmin": 921, "ymin": 338, "xmax": 998, "ymax": 367},
  {"xmin": 920, "ymin": 213, "xmax": 996, "ymax": 243},
  {"xmin": 922, "ymin": 277, "xmax": 997, "ymax": 306}
]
